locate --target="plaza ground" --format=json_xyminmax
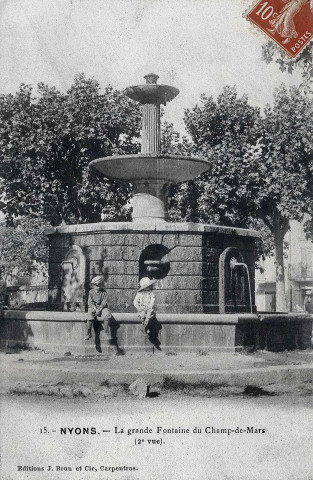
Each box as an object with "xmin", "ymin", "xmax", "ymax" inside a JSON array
[{"xmin": 0, "ymin": 346, "xmax": 313, "ymax": 396}]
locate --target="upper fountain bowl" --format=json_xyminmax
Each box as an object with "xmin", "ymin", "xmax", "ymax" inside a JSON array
[
  {"xmin": 124, "ymin": 73, "xmax": 179, "ymax": 105},
  {"xmin": 124, "ymin": 84, "xmax": 179, "ymax": 105}
]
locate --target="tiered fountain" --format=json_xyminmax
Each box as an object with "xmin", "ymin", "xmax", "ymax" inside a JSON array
[
  {"xmin": 3, "ymin": 75, "xmax": 310, "ymax": 355},
  {"xmin": 90, "ymin": 73, "xmax": 210, "ymax": 223},
  {"xmin": 49, "ymin": 74, "xmax": 259, "ymax": 352}
]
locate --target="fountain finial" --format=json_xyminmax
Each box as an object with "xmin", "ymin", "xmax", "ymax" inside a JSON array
[
  {"xmin": 144, "ymin": 73, "xmax": 159, "ymax": 84},
  {"xmin": 124, "ymin": 74, "xmax": 179, "ymax": 105}
]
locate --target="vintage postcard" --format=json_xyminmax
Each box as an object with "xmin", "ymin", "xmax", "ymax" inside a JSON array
[{"xmin": 0, "ymin": 1, "xmax": 312, "ymax": 479}]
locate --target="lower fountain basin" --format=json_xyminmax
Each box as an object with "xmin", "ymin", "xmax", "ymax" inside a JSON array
[
  {"xmin": 89, "ymin": 153, "xmax": 210, "ymax": 183},
  {"xmin": 1, "ymin": 310, "xmax": 312, "ymax": 355}
]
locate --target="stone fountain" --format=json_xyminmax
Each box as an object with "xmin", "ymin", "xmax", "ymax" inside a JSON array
[
  {"xmin": 44, "ymin": 74, "xmax": 260, "ymax": 352},
  {"xmin": 4, "ymin": 75, "xmax": 310, "ymax": 356}
]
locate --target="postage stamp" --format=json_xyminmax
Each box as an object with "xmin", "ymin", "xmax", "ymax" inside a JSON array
[{"xmin": 246, "ymin": 0, "xmax": 313, "ymax": 58}]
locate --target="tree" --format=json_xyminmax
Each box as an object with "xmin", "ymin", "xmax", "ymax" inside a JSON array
[
  {"xmin": 183, "ymin": 85, "xmax": 313, "ymax": 311},
  {"xmin": 0, "ymin": 216, "xmax": 49, "ymax": 282},
  {"xmin": 0, "ymin": 74, "xmax": 141, "ymax": 225},
  {"xmin": 258, "ymin": 86, "xmax": 313, "ymax": 310}
]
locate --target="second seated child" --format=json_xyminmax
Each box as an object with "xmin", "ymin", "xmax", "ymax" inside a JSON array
[{"xmin": 133, "ymin": 277, "xmax": 157, "ymax": 334}]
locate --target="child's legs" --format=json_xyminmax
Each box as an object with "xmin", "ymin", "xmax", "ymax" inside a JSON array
[
  {"xmin": 87, "ymin": 307, "xmax": 96, "ymax": 325},
  {"xmin": 139, "ymin": 309, "xmax": 155, "ymax": 328},
  {"xmin": 85, "ymin": 313, "xmax": 96, "ymax": 339},
  {"xmin": 146, "ymin": 309, "xmax": 155, "ymax": 320},
  {"xmin": 98, "ymin": 308, "xmax": 112, "ymax": 333},
  {"xmin": 138, "ymin": 310, "xmax": 147, "ymax": 322},
  {"xmin": 86, "ymin": 313, "xmax": 96, "ymax": 332}
]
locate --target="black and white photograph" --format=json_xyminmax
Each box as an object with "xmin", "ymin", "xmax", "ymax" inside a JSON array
[{"xmin": 0, "ymin": 1, "xmax": 312, "ymax": 479}]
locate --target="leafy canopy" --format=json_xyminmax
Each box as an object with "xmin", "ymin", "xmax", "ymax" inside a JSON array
[
  {"xmin": 0, "ymin": 216, "xmax": 49, "ymax": 280},
  {"xmin": 176, "ymin": 84, "xmax": 313, "ymax": 231},
  {"xmin": 0, "ymin": 74, "xmax": 142, "ymax": 225}
]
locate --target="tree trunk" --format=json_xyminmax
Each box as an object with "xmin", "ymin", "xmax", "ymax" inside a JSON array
[{"xmin": 273, "ymin": 225, "xmax": 288, "ymax": 312}]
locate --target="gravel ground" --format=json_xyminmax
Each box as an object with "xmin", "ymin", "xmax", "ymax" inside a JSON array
[{"xmin": 1, "ymin": 347, "xmax": 312, "ymax": 398}]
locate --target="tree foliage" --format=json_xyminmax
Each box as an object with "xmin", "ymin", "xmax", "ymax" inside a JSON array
[
  {"xmin": 262, "ymin": 40, "xmax": 313, "ymax": 240},
  {"xmin": 0, "ymin": 216, "xmax": 49, "ymax": 281},
  {"xmin": 0, "ymin": 74, "xmax": 141, "ymax": 225}
]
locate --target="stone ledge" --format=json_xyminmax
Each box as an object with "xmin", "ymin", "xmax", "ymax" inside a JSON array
[
  {"xmin": 45, "ymin": 222, "xmax": 260, "ymax": 238},
  {"xmin": 3, "ymin": 310, "xmax": 311, "ymax": 325},
  {"xmin": 259, "ymin": 313, "xmax": 313, "ymax": 323},
  {"xmin": 1, "ymin": 309, "xmax": 250, "ymax": 323}
]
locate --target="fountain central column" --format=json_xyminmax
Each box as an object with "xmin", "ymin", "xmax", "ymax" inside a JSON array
[
  {"xmin": 132, "ymin": 73, "xmax": 165, "ymax": 222},
  {"xmin": 132, "ymin": 179, "xmax": 168, "ymax": 222}
]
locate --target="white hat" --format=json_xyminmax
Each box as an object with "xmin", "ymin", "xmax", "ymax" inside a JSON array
[
  {"xmin": 138, "ymin": 277, "xmax": 157, "ymax": 292},
  {"xmin": 91, "ymin": 275, "xmax": 102, "ymax": 286}
]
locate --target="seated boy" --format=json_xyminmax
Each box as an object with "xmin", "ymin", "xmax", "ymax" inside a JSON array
[
  {"xmin": 85, "ymin": 276, "xmax": 112, "ymax": 340},
  {"xmin": 133, "ymin": 277, "xmax": 157, "ymax": 333}
]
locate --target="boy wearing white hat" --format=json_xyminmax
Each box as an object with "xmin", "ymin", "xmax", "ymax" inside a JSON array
[
  {"xmin": 133, "ymin": 277, "xmax": 157, "ymax": 333},
  {"xmin": 85, "ymin": 275, "xmax": 112, "ymax": 340}
]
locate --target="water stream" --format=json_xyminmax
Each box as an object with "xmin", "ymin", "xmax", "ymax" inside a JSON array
[{"xmin": 230, "ymin": 258, "xmax": 253, "ymax": 314}]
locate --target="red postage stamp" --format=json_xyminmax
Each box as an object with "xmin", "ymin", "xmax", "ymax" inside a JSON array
[{"xmin": 246, "ymin": 0, "xmax": 313, "ymax": 58}]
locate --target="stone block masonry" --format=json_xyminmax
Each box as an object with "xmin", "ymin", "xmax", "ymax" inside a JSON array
[{"xmin": 47, "ymin": 223, "xmax": 258, "ymax": 314}]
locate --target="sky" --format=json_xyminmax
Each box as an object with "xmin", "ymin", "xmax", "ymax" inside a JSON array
[{"xmin": 0, "ymin": 0, "xmax": 301, "ymax": 134}]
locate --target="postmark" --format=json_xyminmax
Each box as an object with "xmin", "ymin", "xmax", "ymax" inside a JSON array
[{"xmin": 246, "ymin": 0, "xmax": 313, "ymax": 58}]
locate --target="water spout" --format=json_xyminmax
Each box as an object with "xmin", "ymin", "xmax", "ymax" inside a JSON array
[{"xmin": 230, "ymin": 257, "xmax": 253, "ymax": 314}]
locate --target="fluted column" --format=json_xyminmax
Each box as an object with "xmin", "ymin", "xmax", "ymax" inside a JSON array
[{"xmin": 141, "ymin": 103, "xmax": 161, "ymax": 154}]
